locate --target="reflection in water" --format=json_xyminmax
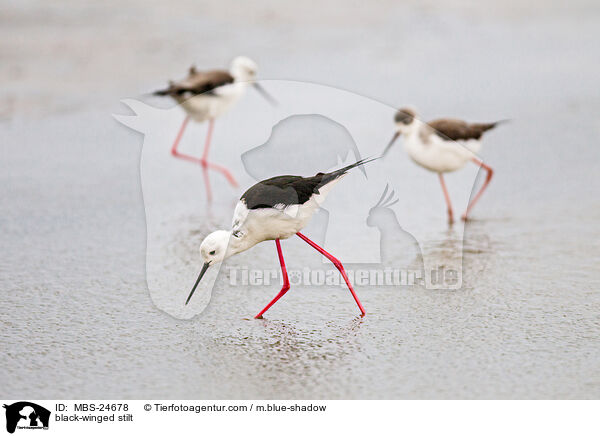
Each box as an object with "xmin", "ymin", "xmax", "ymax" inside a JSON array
[
  {"xmin": 462, "ymin": 219, "xmax": 494, "ymax": 280},
  {"xmin": 418, "ymin": 223, "xmax": 493, "ymax": 291},
  {"xmin": 422, "ymin": 228, "xmax": 463, "ymax": 263},
  {"xmin": 3, "ymin": 0, "xmax": 600, "ymax": 400}
]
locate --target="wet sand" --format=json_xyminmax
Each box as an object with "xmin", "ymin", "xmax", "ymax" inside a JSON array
[{"xmin": 1, "ymin": 0, "xmax": 599, "ymax": 398}]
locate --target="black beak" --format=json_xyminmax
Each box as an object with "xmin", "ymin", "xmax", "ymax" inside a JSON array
[
  {"xmin": 381, "ymin": 132, "xmax": 400, "ymax": 157},
  {"xmin": 253, "ymin": 83, "xmax": 277, "ymax": 106},
  {"xmin": 185, "ymin": 262, "xmax": 210, "ymax": 305}
]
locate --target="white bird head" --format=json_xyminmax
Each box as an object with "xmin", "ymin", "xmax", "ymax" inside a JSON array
[
  {"xmin": 200, "ymin": 229, "xmax": 231, "ymax": 264},
  {"xmin": 382, "ymin": 107, "xmax": 418, "ymax": 157},
  {"xmin": 230, "ymin": 56, "xmax": 258, "ymax": 81},
  {"xmin": 229, "ymin": 56, "xmax": 277, "ymax": 106},
  {"xmin": 185, "ymin": 229, "xmax": 249, "ymax": 305}
]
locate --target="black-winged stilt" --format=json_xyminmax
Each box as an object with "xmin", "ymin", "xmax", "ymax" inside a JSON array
[
  {"xmin": 185, "ymin": 158, "xmax": 376, "ymax": 318},
  {"xmin": 383, "ymin": 108, "xmax": 503, "ymax": 223},
  {"xmin": 153, "ymin": 56, "xmax": 276, "ymax": 201}
]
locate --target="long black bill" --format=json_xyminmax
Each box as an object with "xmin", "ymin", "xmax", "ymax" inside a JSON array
[
  {"xmin": 253, "ymin": 83, "xmax": 277, "ymax": 106},
  {"xmin": 381, "ymin": 132, "xmax": 400, "ymax": 158},
  {"xmin": 185, "ymin": 262, "xmax": 210, "ymax": 305}
]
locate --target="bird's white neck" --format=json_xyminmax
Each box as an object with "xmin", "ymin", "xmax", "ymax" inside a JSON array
[{"xmin": 223, "ymin": 231, "xmax": 259, "ymax": 260}]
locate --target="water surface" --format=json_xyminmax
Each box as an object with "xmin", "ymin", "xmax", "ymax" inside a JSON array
[{"xmin": 1, "ymin": 0, "xmax": 599, "ymax": 398}]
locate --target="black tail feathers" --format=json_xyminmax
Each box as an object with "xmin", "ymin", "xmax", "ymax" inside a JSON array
[{"xmin": 318, "ymin": 156, "xmax": 379, "ymax": 184}]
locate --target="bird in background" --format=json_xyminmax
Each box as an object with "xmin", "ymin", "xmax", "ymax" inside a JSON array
[
  {"xmin": 184, "ymin": 158, "xmax": 378, "ymax": 319},
  {"xmin": 383, "ymin": 108, "xmax": 504, "ymax": 224},
  {"xmin": 153, "ymin": 56, "xmax": 276, "ymax": 201}
]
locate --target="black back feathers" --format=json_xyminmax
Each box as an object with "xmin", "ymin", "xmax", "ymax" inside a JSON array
[{"xmin": 241, "ymin": 158, "xmax": 376, "ymax": 210}]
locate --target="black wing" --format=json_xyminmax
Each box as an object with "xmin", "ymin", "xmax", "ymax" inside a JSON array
[
  {"xmin": 429, "ymin": 118, "xmax": 501, "ymax": 141},
  {"xmin": 154, "ymin": 69, "xmax": 234, "ymax": 97},
  {"xmin": 241, "ymin": 158, "xmax": 375, "ymax": 210}
]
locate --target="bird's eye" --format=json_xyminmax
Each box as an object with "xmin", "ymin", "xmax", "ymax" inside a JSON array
[
  {"xmin": 209, "ymin": 250, "xmax": 216, "ymax": 255},
  {"xmin": 232, "ymin": 230, "xmax": 243, "ymax": 238}
]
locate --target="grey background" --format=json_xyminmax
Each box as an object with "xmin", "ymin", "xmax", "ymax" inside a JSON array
[{"xmin": 1, "ymin": 0, "xmax": 599, "ymax": 398}]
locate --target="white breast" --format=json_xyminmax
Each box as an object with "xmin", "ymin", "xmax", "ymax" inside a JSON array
[
  {"xmin": 180, "ymin": 82, "xmax": 247, "ymax": 121},
  {"xmin": 404, "ymin": 128, "xmax": 480, "ymax": 173},
  {"xmin": 232, "ymin": 200, "xmax": 316, "ymax": 244},
  {"xmin": 231, "ymin": 177, "xmax": 342, "ymax": 244}
]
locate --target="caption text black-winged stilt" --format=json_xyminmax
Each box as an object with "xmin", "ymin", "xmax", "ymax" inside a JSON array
[
  {"xmin": 185, "ymin": 159, "xmax": 376, "ymax": 318},
  {"xmin": 383, "ymin": 108, "xmax": 503, "ymax": 223},
  {"xmin": 154, "ymin": 56, "xmax": 276, "ymax": 201}
]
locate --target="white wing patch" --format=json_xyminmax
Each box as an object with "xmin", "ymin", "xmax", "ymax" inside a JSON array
[
  {"xmin": 282, "ymin": 204, "xmax": 300, "ymax": 218},
  {"xmin": 232, "ymin": 200, "xmax": 249, "ymax": 229}
]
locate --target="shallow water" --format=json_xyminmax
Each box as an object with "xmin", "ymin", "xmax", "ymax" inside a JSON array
[{"xmin": 1, "ymin": 0, "xmax": 599, "ymax": 398}]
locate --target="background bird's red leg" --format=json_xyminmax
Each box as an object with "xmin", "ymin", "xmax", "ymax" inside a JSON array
[
  {"xmin": 296, "ymin": 232, "xmax": 366, "ymax": 316},
  {"xmin": 171, "ymin": 118, "xmax": 237, "ymax": 197},
  {"xmin": 170, "ymin": 116, "xmax": 214, "ymax": 170},
  {"xmin": 202, "ymin": 164, "xmax": 212, "ymax": 202},
  {"xmin": 462, "ymin": 158, "xmax": 494, "ymax": 221},
  {"xmin": 170, "ymin": 116, "xmax": 194, "ymax": 160},
  {"xmin": 438, "ymin": 173, "xmax": 454, "ymax": 224},
  {"xmin": 204, "ymin": 161, "xmax": 238, "ymax": 187},
  {"xmin": 199, "ymin": 119, "xmax": 215, "ymax": 201},
  {"xmin": 255, "ymin": 239, "xmax": 290, "ymax": 319},
  {"xmin": 200, "ymin": 118, "xmax": 214, "ymax": 163},
  {"xmin": 199, "ymin": 119, "xmax": 238, "ymax": 187}
]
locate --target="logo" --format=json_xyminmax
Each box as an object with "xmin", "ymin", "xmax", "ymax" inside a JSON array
[
  {"xmin": 3, "ymin": 402, "xmax": 50, "ymax": 434},
  {"xmin": 114, "ymin": 81, "xmax": 477, "ymax": 319}
]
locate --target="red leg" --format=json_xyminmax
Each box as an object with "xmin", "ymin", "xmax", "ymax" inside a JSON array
[
  {"xmin": 462, "ymin": 157, "xmax": 494, "ymax": 221},
  {"xmin": 170, "ymin": 116, "xmax": 191, "ymax": 159},
  {"xmin": 200, "ymin": 119, "xmax": 215, "ymax": 201},
  {"xmin": 202, "ymin": 164, "xmax": 212, "ymax": 203},
  {"xmin": 170, "ymin": 117, "xmax": 213, "ymax": 200},
  {"xmin": 171, "ymin": 118, "xmax": 238, "ymax": 190},
  {"xmin": 204, "ymin": 161, "xmax": 238, "ymax": 187},
  {"xmin": 199, "ymin": 119, "xmax": 238, "ymax": 188},
  {"xmin": 170, "ymin": 116, "xmax": 212, "ymax": 167},
  {"xmin": 296, "ymin": 232, "xmax": 366, "ymax": 316},
  {"xmin": 438, "ymin": 173, "xmax": 454, "ymax": 224},
  {"xmin": 255, "ymin": 239, "xmax": 291, "ymax": 319},
  {"xmin": 200, "ymin": 118, "xmax": 214, "ymax": 162}
]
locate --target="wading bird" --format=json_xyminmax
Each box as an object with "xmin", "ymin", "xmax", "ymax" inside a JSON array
[
  {"xmin": 185, "ymin": 159, "xmax": 376, "ymax": 318},
  {"xmin": 383, "ymin": 108, "xmax": 503, "ymax": 223},
  {"xmin": 154, "ymin": 56, "xmax": 276, "ymax": 201}
]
